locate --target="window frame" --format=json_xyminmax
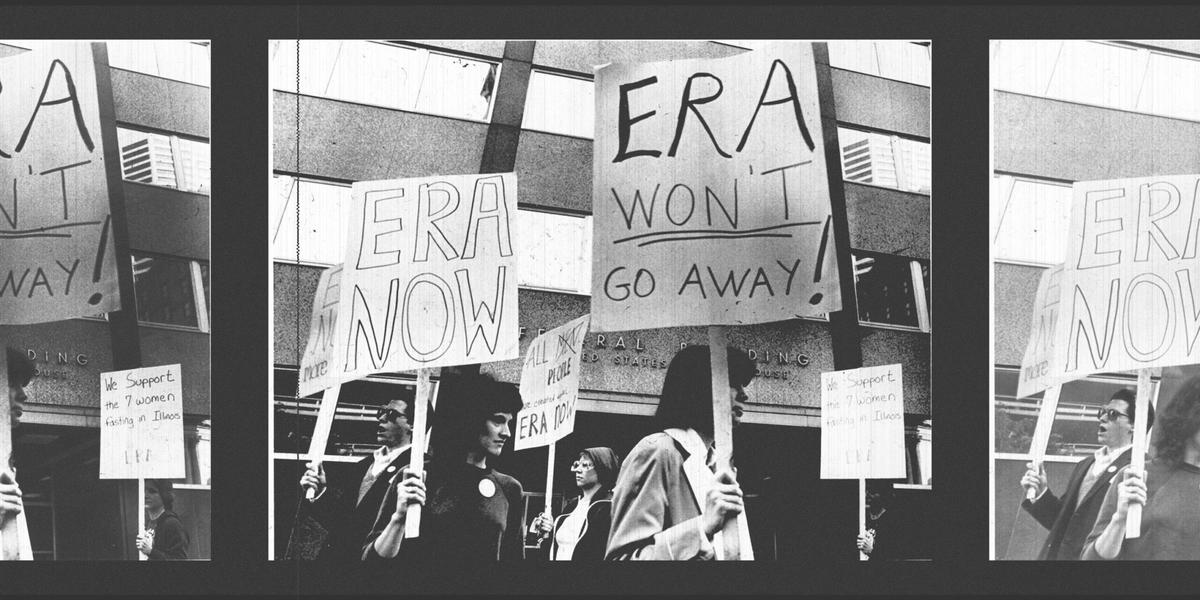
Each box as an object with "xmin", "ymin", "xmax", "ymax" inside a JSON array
[
  {"xmin": 116, "ymin": 124, "xmax": 211, "ymax": 196},
  {"xmin": 837, "ymin": 124, "xmax": 931, "ymax": 196},
  {"xmin": 851, "ymin": 249, "xmax": 931, "ymax": 333},
  {"xmin": 521, "ymin": 67, "xmax": 596, "ymax": 140}
]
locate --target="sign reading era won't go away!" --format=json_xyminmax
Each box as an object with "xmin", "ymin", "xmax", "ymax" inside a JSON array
[
  {"xmin": 591, "ymin": 42, "xmax": 840, "ymax": 331},
  {"xmin": 334, "ymin": 173, "xmax": 520, "ymax": 380},
  {"xmin": 1, "ymin": 42, "xmax": 121, "ymax": 325}
]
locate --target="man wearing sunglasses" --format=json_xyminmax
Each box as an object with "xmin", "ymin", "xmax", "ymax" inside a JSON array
[
  {"xmin": 298, "ymin": 398, "xmax": 414, "ymax": 562},
  {"xmin": 1019, "ymin": 387, "xmax": 1154, "ymax": 560}
]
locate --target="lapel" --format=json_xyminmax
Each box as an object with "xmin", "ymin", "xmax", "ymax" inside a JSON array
[
  {"xmin": 1061, "ymin": 455, "xmax": 1094, "ymax": 510},
  {"xmin": 1076, "ymin": 448, "xmax": 1132, "ymax": 509},
  {"xmin": 664, "ymin": 428, "xmax": 712, "ymax": 515},
  {"xmin": 357, "ymin": 447, "xmax": 410, "ymax": 508}
]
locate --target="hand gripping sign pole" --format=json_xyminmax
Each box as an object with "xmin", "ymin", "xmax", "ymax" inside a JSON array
[
  {"xmin": 405, "ymin": 368, "xmax": 439, "ymax": 539},
  {"xmin": 708, "ymin": 326, "xmax": 742, "ymax": 561},
  {"xmin": 1125, "ymin": 368, "xmax": 1155, "ymax": 539}
]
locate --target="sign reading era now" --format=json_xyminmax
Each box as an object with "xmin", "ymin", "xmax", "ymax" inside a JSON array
[
  {"xmin": 298, "ymin": 265, "xmax": 341, "ymax": 397},
  {"xmin": 99, "ymin": 364, "xmax": 185, "ymax": 480},
  {"xmin": 515, "ymin": 314, "xmax": 590, "ymax": 450},
  {"xmin": 820, "ymin": 364, "xmax": 905, "ymax": 480},
  {"xmin": 335, "ymin": 173, "xmax": 520, "ymax": 381},
  {"xmin": 1, "ymin": 42, "xmax": 121, "ymax": 325},
  {"xmin": 591, "ymin": 42, "xmax": 840, "ymax": 331}
]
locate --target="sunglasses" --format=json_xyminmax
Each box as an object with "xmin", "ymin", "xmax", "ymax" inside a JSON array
[
  {"xmin": 571, "ymin": 461, "xmax": 594, "ymax": 471},
  {"xmin": 1096, "ymin": 408, "xmax": 1129, "ymax": 421},
  {"xmin": 376, "ymin": 408, "xmax": 405, "ymax": 422}
]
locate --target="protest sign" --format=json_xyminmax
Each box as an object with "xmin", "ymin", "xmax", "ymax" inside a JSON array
[
  {"xmin": 99, "ymin": 364, "xmax": 185, "ymax": 479},
  {"xmin": 591, "ymin": 42, "xmax": 839, "ymax": 331},
  {"xmin": 334, "ymin": 173, "xmax": 519, "ymax": 381},
  {"xmin": 1017, "ymin": 265, "xmax": 1065, "ymax": 398},
  {"xmin": 820, "ymin": 364, "xmax": 906, "ymax": 480},
  {"xmin": 298, "ymin": 265, "xmax": 342, "ymax": 397},
  {"xmin": 515, "ymin": 314, "xmax": 589, "ymax": 450},
  {"xmin": 1, "ymin": 42, "xmax": 121, "ymax": 324},
  {"xmin": 1055, "ymin": 175, "xmax": 1200, "ymax": 382}
]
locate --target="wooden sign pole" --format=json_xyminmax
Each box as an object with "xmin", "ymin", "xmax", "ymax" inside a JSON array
[
  {"xmin": 1026, "ymin": 384, "xmax": 1063, "ymax": 501},
  {"xmin": 1125, "ymin": 368, "xmax": 1153, "ymax": 539},
  {"xmin": 544, "ymin": 442, "xmax": 556, "ymax": 516},
  {"xmin": 405, "ymin": 368, "xmax": 437, "ymax": 538},
  {"xmin": 707, "ymin": 326, "xmax": 741, "ymax": 560},
  {"xmin": 859, "ymin": 478, "xmax": 868, "ymax": 561},
  {"xmin": 137, "ymin": 478, "xmax": 147, "ymax": 561},
  {"xmin": 0, "ymin": 365, "xmax": 17, "ymax": 560},
  {"xmin": 303, "ymin": 385, "xmax": 342, "ymax": 501}
]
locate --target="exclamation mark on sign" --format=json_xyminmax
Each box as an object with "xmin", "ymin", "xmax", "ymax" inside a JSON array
[
  {"xmin": 88, "ymin": 214, "xmax": 112, "ymax": 305},
  {"xmin": 808, "ymin": 215, "xmax": 832, "ymax": 305}
]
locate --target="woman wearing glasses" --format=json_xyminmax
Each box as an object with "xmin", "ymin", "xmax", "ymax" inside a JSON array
[
  {"xmin": 1083, "ymin": 374, "xmax": 1200, "ymax": 560},
  {"xmin": 528, "ymin": 447, "xmax": 621, "ymax": 560}
]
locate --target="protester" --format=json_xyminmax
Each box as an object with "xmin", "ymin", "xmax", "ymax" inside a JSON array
[
  {"xmin": 1019, "ymin": 388, "xmax": 1149, "ymax": 560},
  {"xmin": 136, "ymin": 479, "xmax": 189, "ymax": 559},
  {"xmin": 299, "ymin": 397, "xmax": 414, "ymax": 561},
  {"xmin": 528, "ymin": 447, "xmax": 620, "ymax": 560},
  {"xmin": 606, "ymin": 345, "xmax": 756, "ymax": 560},
  {"xmin": 364, "ymin": 372, "xmax": 525, "ymax": 561},
  {"xmin": 1082, "ymin": 376, "xmax": 1200, "ymax": 560},
  {"xmin": 857, "ymin": 483, "xmax": 894, "ymax": 560},
  {"xmin": 1, "ymin": 348, "xmax": 35, "ymax": 560}
]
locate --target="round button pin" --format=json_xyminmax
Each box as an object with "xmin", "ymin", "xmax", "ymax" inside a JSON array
[{"xmin": 479, "ymin": 478, "xmax": 496, "ymax": 498}]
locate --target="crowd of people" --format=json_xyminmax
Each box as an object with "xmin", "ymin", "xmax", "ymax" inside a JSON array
[{"xmin": 1018, "ymin": 380, "xmax": 1200, "ymax": 560}]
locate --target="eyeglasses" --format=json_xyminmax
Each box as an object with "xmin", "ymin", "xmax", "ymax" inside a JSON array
[
  {"xmin": 376, "ymin": 408, "xmax": 405, "ymax": 422},
  {"xmin": 571, "ymin": 461, "xmax": 594, "ymax": 471},
  {"xmin": 1096, "ymin": 408, "xmax": 1130, "ymax": 421}
]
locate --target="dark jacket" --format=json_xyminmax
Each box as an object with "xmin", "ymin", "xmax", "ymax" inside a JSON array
[
  {"xmin": 1021, "ymin": 448, "xmax": 1131, "ymax": 560},
  {"xmin": 306, "ymin": 448, "xmax": 411, "ymax": 562},
  {"xmin": 543, "ymin": 491, "xmax": 614, "ymax": 561},
  {"xmin": 148, "ymin": 510, "xmax": 189, "ymax": 560}
]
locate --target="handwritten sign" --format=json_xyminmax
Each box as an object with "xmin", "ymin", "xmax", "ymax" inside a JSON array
[
  {"xmin": 515, "ymin": 314, "xmax": 589, "ymax": 450},
  {"xmin": 99, "ymin": 364, "xmax": 185, "ymax": 480},
  {"xmin": 298, "ymin": 265, "xmax": 341, "ymax": 397},
  {"xmin": 591, "ymin": 42, "xmax": 839, "ymax": 331},
  {"xmin": 335, "ymin": 173, "xmax": 519, "ymax": 380},
  {"xmin": 820, "ymin": 364, "xmax": 905, "ymax": 480},
  {"xmin": 1, "ymin": 42, "xmax": 121, "ymax": 324},
  {"xmin": 1052, "ymin": 175, "xmax": 1200, "ymax": 383},
  {"xmin": 1016, "ymin": 264, "xmax": 1064, "ymax": 398}
]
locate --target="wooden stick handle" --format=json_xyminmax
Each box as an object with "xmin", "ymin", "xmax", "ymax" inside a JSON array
[
  {"xmin": 304, "ymin": 385, "xmax": 341, "ymax": 500},
  {"xmin": 859, "ymin": 478, "xmax": 868, "ymax": 561},
  {"xmin": 1026, "ymin": 385, "xmax": 1062, "ymax": 501},
  {"xmin": 708, "ymin": 326, "xmax": 741, "ymax": 560},
  {"xmin": 1125, "ymin": 369, "xmax": 1153, "ymax": 539},
  {"xmin": 405, "ymin": 369, "xmax": 436, "ymax": 538}
]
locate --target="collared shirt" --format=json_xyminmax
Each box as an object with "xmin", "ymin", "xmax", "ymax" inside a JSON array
[
  {"xmin": 370, "ymin": 443, "xmax": 411, "ymax": 479},
  {"xmin": 1089, "ymin": 444, "xmax": 1132, "ymax": 479}
]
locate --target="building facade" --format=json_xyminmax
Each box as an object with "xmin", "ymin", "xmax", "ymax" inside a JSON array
[
  {"xmin": 270, "ymin": 40, "xmax": 931, "ymax": 561},
  {"xmin": 0, "ymin": 40, "xmax": 211, "ymax": 560},
  {"xmin": 991, "ymin": 39, "xmax": 1200, "ymax": 559}
]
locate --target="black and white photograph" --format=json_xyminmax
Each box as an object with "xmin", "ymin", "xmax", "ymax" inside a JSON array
[
  {"xmin": 0, "ymin": 40, "xmax": 211, "ymax": 561},
  {"xmin": 990, "ymin": 39, "xmax": 1200, "ymax": 561},
  {"xmin": 268, "ymin": 39, "xmax": 932, "ymax": 564}
]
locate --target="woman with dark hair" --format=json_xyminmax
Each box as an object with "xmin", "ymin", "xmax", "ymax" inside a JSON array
[
  {"xmin": 606, "ymin": 344, "xmax": 757, "ymax": 560},
  {"xmin": 136, "ymin": 479, "xmax": 189, "ymax": 559},
  {"xmin": 364, "ymin": 372, "xmax": 527, "ymax": 562},
  {"xmin": 2, "ymin": 347, "xmax": 36, "ymax": 560},
  {"xmin": 1082, "ymin": 375, "xmax": 1200, "ymax": 560},
  {"xmin": 528, "ymin": 447, "xmax": 621, "ymax": 560}
]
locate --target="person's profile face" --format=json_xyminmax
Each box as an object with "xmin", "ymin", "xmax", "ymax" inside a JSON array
[
  {"xmin": 7, "ymin": 384, "xmax": 26, "ymax": 424},
  {"xmin": 145, "ymin": 485, "xmax": 164, "ymax": 512},
  {"xmin": 729, "ymin": 384, "xmax": 748, "ymax": 427},
  {"xmin": 375, "ymin": 400, "xmax": 411, "ymax": 447},
  {"xmin": 477, "ymin": 412, "xmax": 514, "ymax": 458},
  {"xmin": 1097, "ymin": 398, "xmax": 1133, "ymax": 448}
]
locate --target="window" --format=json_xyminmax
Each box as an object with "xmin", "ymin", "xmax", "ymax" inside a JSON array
[
  {"xmin": 828, "ymin": 40, "xmax": 931, "ymax": 86},
  {"xmin": 272, "ymin": 175, "xmax": 595, "ymax": 296},
  {"xmin": 270, "ymin": 40, "xmax": 498, "ymax": 121},
  {"xmin": 118, "ymin": 127, "xmax": 210, "ymax": 194},
  {"xmin": 991, "ymin": 175, "xmax": 1072, "ymax": 265},
  {"xmin": 131, "ymin": 252, "xmax": 210, "ymax": 331},
  {"xmin": 523, "ymin": 69, "xmax": 595, "ymax": 138},
  {"xmin": 994, "ymin": 40, "xmax": 1200, "ymax": 122},
  {"xmin": 994, "ymin": 368, "xmax": 1156, "ymax": 459},
  {"xmin": 516, "ymin": 210, "xmax": 592, "ymax": 294},
  {"xmin": 852, "ymin": 250, "xmax": 930, "ymax": 331},
  {"xmin": 839, "ymin": 127, "xmax": 930, "ymax": 194},
  {"xmin": 105, "ymin": 40, "xmax": 210, "ymax": 87},
  {"xmin": 270, "ymin": 176, "xmax": 352, "ymax": 265}
]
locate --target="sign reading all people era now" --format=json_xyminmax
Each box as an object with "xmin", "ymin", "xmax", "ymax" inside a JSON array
[
  {"xmin": 99, "ymin": 364, "xmax": 185, "ymax": 480},
  {"xmin": 334, "ymin": 173, "xmax": 519, "ymax": 380},
  {"xmin": 298, "ymin": 265, "xmax": 341, "ymax": 397},
  {"xmin": 0, "ymin": 42, "xmax": 121, "ymax": 325},
  {"xmin": 1046, "ymin": 175, "xmax": 1200, "ymax": 386},
  {"xmin": 515, "ymin": 314, "xmax": 590, "ymax": 450},
  {"xmin": 591, "ymin": 42, "xmax": 839, "ymax": 331},
  {"xmin": 1016, "ymin": 264, "xmax": 1064, "ymax": 398},
  {"xmin": 820, "ymin": 364, "xmax": 905, "ymax": 480}
]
